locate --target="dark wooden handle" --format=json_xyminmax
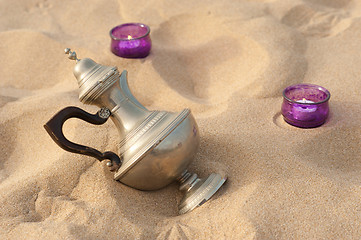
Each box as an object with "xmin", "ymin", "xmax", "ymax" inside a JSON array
[{"xmin": 44, "ymin": 106, "xmax": 121, "ymax": 171}]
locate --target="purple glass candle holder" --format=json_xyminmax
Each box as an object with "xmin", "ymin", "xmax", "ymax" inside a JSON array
[
  {"xmin": 281, "ymin": 84, "xmax": 331, "ymax": 128},
  {"xmin": 110, "ymin": 23, "xmax": 151, "ymax": 58}
]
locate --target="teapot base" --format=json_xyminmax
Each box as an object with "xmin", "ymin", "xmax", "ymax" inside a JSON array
[{"xmin": 178, "ymin": 173, "xmax": 227, "ymax": 215}]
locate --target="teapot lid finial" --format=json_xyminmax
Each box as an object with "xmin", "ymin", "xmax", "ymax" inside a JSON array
[
  {"xmin": 64, "ymin": 48, "xmax": 80, "ymax": 62},
  {"xmin": 64, "ymin": 48, "xmax": 119, "ymax": 104}
]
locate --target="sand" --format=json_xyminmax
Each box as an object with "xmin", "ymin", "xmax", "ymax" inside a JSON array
[{"xmin": 0, "ymin": 0, "xmax": 361, "ymax": 239}]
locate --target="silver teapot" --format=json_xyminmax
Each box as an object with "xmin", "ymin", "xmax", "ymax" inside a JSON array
[{"xmin": 44, "ymin": 49, "xmax": 226, "ymax": 214}]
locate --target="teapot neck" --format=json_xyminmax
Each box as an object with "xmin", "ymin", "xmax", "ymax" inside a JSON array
[{"xmin": 87, "ymin": 70, "xmax": 150, "ymax": 135}]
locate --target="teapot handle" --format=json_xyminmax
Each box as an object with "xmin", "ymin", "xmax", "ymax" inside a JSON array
[{"xmin": 44, "ymin": 106, "xmax": 121, "ymax": 171}]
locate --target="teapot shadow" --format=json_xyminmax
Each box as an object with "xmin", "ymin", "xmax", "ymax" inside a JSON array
[{"xmin": 105, "ymin": 168, "xmax": 180, "ymax": 218}]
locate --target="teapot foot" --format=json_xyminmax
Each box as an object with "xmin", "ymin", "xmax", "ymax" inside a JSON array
[{"xmin": 178, "ymin": 172, "xmax": 227, "ymax": 215}]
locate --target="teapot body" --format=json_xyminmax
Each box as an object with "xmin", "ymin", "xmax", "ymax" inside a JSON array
[
  {"xmin": 117, "ymin": 109, "xmax": 199, "ymax": 190},
  {"xmin": 89, "ymin": 70, "xmax": 200, "ymax": 190}
]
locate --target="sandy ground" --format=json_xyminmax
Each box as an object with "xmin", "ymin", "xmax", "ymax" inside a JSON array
[{"xmin": 0, "ymin": 0, "xmax": 361, "ymax": 239}]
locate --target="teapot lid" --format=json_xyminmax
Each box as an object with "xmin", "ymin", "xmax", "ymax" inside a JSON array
[{"xmin": 64, "ymin": 48, "xmax": 118, "ymax": 104}]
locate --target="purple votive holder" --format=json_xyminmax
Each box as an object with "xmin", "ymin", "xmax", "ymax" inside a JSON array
[
  {"xmin": 281, "ymin": 84, "xmax": 331, "ymax": 128},
  {"xmin": 110, "ymin": 23, "xmax": 151, "ymax": 58}
]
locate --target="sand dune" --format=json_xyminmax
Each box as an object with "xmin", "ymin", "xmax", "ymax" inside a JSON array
[{"xmin": 0, "ymin": 0, "xmax": 360, "ymax": 239}]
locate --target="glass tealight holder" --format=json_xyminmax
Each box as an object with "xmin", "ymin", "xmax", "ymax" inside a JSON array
[
  {"xmin": 110, "ymin": 23, "xmax": 151, "ymax": 58},
  {"xmin": 281, "ymin": 84, "xmax": 331, "ymax": 128}
]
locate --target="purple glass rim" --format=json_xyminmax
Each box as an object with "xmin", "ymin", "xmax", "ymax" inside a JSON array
[
  {"xmin": 109, "ymin": 23, "xmax": 150, "ymax": 41},
  {"xmin": 282, "ymin": 83, "xmax": 331, "ymax": 105}
]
